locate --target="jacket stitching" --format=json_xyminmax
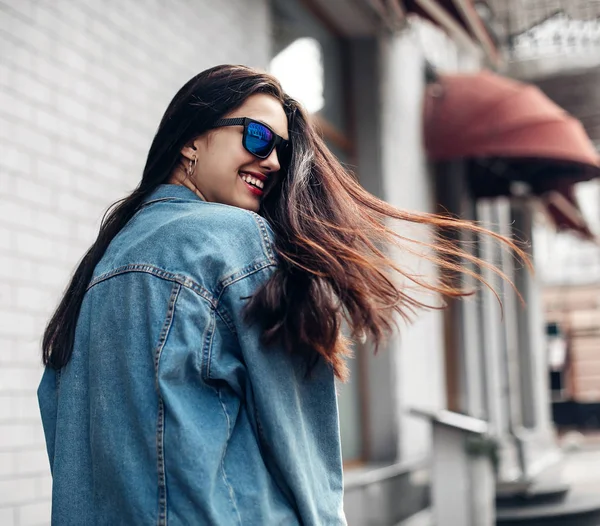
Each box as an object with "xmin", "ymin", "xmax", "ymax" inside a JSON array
[
  {"xmin": 217, "ymin": 260, "xmax": 275, "ymax": 291},
  {"xmin": 201, "ymin": 305, "xmax": 216, "ymax": 381},
  {"xmin": 88, "ymin": 264, "xmax": 216, "ymax": 307},
  {"xmin": 203, "ymin": 311, "xmax": 242, "ymax": 523},
  {"xmin": 214, "ymin": 263, "xmax": 276, "ymax": 336},
  {"xmin": 55, "ymin": 368, "xmax": 62, "ymax": 392},
  {"xmin": 214, "ymin": 305, "xmax": 235, "ymax": 334},
  {"xmin": 215, "ymin": 386, "xmax": 243, "ymax": 525},
  {"xmin": 154, "ymin": 282, "xmax": 181, "ymax": 526},
  {"xmin": 250, "ymin": 214, "xmax": 276, "ymax": 261},
  {"xmin": 156, "ymin": 398, "xmax": 167, "ymax": 526}
]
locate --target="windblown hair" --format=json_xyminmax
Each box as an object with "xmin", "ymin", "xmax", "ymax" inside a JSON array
[{"xmin": 43, "ymin": 64, "xmax": 528, "ymax": 380}]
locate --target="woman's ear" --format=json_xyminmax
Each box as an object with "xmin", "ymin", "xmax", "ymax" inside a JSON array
[{"xmin": 180, "ymin": 138, "xmax": 199, "ymax": 160}]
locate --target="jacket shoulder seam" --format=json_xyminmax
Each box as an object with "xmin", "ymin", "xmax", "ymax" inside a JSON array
[{"xmin": 88, "ymin": 264, "xmax": 217, "ymax": 307}]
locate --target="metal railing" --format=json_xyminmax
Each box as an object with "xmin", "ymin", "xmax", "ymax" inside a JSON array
[{"xmin": 486, "ymin": 0, "xmax": 600, "ymax": 59}]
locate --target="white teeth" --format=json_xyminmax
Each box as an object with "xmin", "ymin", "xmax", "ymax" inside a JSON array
[{"xmin": 240, "ymin": 174, "xmax": 265, "ymax": 190}]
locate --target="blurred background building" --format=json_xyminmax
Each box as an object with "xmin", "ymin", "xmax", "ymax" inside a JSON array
[{"xmin": 1, "ymin": 1, "xmax": 600, "ymax": 525}]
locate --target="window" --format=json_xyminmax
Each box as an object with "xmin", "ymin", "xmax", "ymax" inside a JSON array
[{"xmin": 270, "ymin": 37, "xmax": 325, "ymax": 114}]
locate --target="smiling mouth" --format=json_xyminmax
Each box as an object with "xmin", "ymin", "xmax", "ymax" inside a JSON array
[
  {"xmin": 239, "ymin": 173, "xmax": 265, "ymax": 189},
  {"xmin": 239, "ymin": 172, "xmax": 266, "ymax": 197}
]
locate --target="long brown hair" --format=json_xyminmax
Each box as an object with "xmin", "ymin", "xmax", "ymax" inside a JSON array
[
  {"xmin": 43, "ymin": 65, "xmax": 528, "ymax": 380},
  {"xmin": 254, "ymin": 93, "xmax": 527, "ymax": 380}
]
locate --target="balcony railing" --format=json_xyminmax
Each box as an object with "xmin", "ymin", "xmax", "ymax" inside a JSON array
[
  {"xmin": 485, "ymin": 0, "xmax": 600, "ymax": 59},
  {"xmin": 509, "ymin": 10, "xmax": 600, "ymax": 60}
]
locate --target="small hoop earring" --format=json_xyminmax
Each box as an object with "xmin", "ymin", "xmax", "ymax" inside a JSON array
[{"xmin": 186, "ymin": 157, "xmax": 197, "ymax": 178}]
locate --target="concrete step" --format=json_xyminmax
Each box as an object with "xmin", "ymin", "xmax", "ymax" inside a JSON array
[{"xmin": 496, "ymin": 488, "xmax": 600, "ymax": 526}]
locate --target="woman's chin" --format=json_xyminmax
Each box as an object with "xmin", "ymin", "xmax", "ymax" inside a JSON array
[
  {"xmin": 239, "ymin": 193, "xmax": 262, "ymax": 212},
  {"xmin": 245, "ymin": 202, "xmax": 261, "ymax": 213},
  {"xmin": 231, "ymin": 197, "xmax": 260, "ymax": 213}
]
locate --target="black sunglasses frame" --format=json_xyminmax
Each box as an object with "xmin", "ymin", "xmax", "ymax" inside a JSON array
[{"xmin": 212, "ymin": 117, "xmax": 290, "ymax": 161}]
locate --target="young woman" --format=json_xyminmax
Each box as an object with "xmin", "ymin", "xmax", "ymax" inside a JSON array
[{"xmin": 39, "ymin": 64, "xmax": 523, "ymax": 525}]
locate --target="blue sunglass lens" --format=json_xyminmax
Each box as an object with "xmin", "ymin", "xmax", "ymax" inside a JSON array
[{"xmin": 245, "ymin": 122, "xmax": 274, "ymax": 157}]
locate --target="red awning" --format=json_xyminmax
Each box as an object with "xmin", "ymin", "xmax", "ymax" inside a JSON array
[
  {"xmin": 424, "ymin": 70, "xmax": 600, "ymax": 172},
  {"xmin": 424, "ymin": 69, "xmax": 600, "ymax": 241},
  {"xmin": 543, "ymin": 188, "xmax": 595, "ymax": 241}
]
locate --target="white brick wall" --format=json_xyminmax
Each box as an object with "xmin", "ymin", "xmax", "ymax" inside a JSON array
[{"xmin": 0, "ymin": 0, "xmax": 271, "ymax": 523}]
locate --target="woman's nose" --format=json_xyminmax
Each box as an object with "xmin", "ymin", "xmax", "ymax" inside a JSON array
[{"xmin": 259, "ymin": 148, "xmax": 281, "ymax": 173}]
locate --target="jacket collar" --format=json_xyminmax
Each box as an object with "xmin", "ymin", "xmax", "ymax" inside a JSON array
[{"xmin": 142, "ymin": 184, "xmax": 204, "ymax": 205}]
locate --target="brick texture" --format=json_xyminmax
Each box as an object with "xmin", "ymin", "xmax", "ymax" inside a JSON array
[{"xmin": 0, "ymin": 0, "xmax": 271, "ymax": 523}]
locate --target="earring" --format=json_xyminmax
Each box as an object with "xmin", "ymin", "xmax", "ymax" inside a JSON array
[{"xmin": 186, "ymin": 157, "xmax": 197, "ymax": 178}]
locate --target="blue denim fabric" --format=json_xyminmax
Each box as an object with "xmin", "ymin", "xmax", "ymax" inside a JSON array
[{"xmin": 38, "ymin": 184, "xmax": 346, "ymax": 525}]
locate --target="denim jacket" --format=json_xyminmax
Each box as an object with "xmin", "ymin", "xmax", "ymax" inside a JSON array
[{"xmin": 38, "ymin": 184, "xmax": 346, "ymax": 525}]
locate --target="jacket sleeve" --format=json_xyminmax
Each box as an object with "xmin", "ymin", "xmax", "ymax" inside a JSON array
[{"xmin": 215, "ymin": 264, "xmax": 347, "ymax": 526}]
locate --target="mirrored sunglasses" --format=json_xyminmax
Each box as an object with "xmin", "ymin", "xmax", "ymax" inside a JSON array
[{"xmin": 212, "ymin": 117, "xmax": 291, "ymax": 163}]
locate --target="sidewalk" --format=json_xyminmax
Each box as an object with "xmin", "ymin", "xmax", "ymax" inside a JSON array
[
  {"xmin": 397, "ymin": 439, "xmax": 600, "ymax": 526},
  {"xmin": 561, "ymin": 442, "xmax": 600, "ymax": 493},
  {"xmin": 398, "ymin": 509, "xmax": 432, "ymax": 526}
]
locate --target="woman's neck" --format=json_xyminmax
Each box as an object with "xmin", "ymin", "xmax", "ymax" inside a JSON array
[{"xmin": 167, "ymin": 171, "xmax": 207, "ymax": 202}]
